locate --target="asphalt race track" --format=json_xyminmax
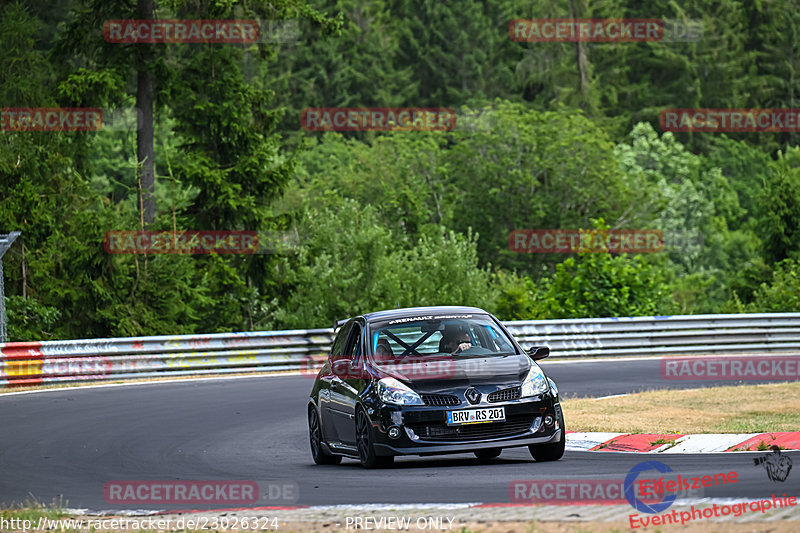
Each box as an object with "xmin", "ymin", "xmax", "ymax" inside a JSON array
[{"xmin": 1, "ymin": 357, "xmax": 797, "ymax": 512}]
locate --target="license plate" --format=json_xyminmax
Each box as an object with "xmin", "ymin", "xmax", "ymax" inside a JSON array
[{"xmin": 446, "ymin": 407, "xmax": 505, "ymax": 425}]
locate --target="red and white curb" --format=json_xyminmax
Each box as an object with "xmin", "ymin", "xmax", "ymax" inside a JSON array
[{"xmin": 566, "ymin": 431, "xmax": 800, "ymax": 453}]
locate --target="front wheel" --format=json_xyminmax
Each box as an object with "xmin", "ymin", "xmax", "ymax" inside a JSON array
[
  {"xmin": 309, "ymin": 406, "xmax": 341, "ymax": 465},
  {"xmin": 355, "ymin": 408, "xmax": 394, "ymax": 469},
  {"xmin": 529, "ymin": 411, "xmax": 565, "ymax": 462}
]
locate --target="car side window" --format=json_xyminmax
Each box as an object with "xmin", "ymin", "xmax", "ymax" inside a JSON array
[
  {"xmin": 345, "ymin": 324, "xmax": 363, "ymax": 362},
  {"xmin": 330, "ymin": 322, "xmax": 353, "ymax": 357}
]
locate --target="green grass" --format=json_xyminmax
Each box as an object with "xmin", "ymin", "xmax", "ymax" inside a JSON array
[
  {"xmin": 714, "ymin": 411, "xmax": 800, "ymax": 433},
  {"xmin": 0, "ymin": 497, "xmax": 70, "ymax": 522},
  {"xmin": 562, "ymin": 382, "xmax": 800, "ymax": 434}
]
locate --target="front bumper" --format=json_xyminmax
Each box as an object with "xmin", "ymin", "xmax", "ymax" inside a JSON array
[
  {"xmin": 366, "ymin": 395, "xmax": 562, "ymax": 457},
  {"xmin": 374, "ymin": 428, "xmax": 562, "ymax": 456}
]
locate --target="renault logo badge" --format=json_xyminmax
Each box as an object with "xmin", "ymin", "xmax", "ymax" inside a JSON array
[{"xmin": 465, "ymin": 387, "xmax": 481, "ymax": 404}]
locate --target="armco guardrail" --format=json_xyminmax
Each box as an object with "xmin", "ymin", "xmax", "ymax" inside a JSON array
[
  {"xmin": 507, "ymin": 313, "xmax": 800, "ymax": 357},
  {"xmin": 1, "ymin": 313, "xmax": 800, "ymax": 387},
  {"xmin": 0, "ymin": 329, "xmax": 333, "ymax": 388}
]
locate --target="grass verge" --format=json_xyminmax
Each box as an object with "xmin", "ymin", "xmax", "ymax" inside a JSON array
[
  {"xmin": 561, "ymin": 381, "xmax": 800, "ymax": 434},
  {"xmin": 0, "ymin": 497, "xmax": 69, "ymax": 523}
]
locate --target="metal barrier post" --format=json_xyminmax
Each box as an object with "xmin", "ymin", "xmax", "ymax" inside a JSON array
[{"xmin": 0, "ymin": 231, "xmax": 21, "ymax": 342}]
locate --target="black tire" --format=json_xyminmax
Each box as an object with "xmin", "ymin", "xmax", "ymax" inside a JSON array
[
  {"xmin": 309, "ymin": 406, "xmax": 341, "ymax": 465},
  {"xmin": 474, "ymin": 448, "xmax": 502, "ymax": 462},
  {"xmin": 355, "ymin": 408, "xmax": 394, "ymax": 469},
  {"xmin": 529, "ymin": 411, "xmax": 565, "ymax": 462}
]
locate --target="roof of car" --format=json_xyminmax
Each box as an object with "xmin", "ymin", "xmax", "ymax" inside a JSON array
[
  {"xmin": 333, "ymin": 306, "xmax": 491, "ymax": 330},
  {"xmin": 364, "ymin": 306, "xmax": 487, "ymax": 322}
]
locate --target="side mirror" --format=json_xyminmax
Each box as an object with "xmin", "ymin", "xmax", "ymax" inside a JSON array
[
  {"xmin": 329, "ymin": 353, "xmax": 354, "ymax": 376},
  {"xmin": 528, "ymin": 346, "xmax": 550, "ymax": 361}
]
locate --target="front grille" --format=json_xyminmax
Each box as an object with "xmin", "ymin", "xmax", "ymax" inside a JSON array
[
  {"xmin": 421, "ymin": 394, "xmax": 461, "ymax": 406},
  {"xmin": 488, "ymin": 387, "xmax": 520, "ymax": 403},
  {"xmin": 407, "ymin": 414, "xmax": 537, "ymax": 441}
]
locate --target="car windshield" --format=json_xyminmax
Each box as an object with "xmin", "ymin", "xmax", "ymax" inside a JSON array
[{"xmin": 369, "ymin": 314, "xmax": 517, "ymax": 359}]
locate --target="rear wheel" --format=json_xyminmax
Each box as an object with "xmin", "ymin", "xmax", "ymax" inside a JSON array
[
  {"xmin": 529, "ymin": 410, "xmax": 565, "ymax": 462},
  {"xmin": 356, "ymin": 408, "xmax": 394, "ymax": 468},
  {"xmin": 474, "ymin": 448, "xmax": 502, "ymax": 462},
  {"xmin": 309, "ymin": 406, "xmax": 341, "ymax": 465}
]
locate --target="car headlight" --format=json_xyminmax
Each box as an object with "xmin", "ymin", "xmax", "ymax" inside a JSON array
[
  {"xmin": 548, "ymin": 377, "xmax": 558, "ymax": 397},
  {"xmin": 520, "ymin": 362, "xmax": 549, "ymax": 397},
  {"xmin": 377, "ymin": 377, "xmax": 424, "ymax": 406}
]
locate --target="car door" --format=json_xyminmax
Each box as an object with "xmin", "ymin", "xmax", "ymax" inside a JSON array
[
  {"xmin": 320, "ymin": 321, "xmax": 352, "ymax": 442},
  {"xmin": 330, "ymin": 321, "xmax": 366, "ymax": 445}
]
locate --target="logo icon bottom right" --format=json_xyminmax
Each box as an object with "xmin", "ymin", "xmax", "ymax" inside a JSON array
[{"xmin": 754, "ymin": 446, "xmax": 792, "ymax": 482}]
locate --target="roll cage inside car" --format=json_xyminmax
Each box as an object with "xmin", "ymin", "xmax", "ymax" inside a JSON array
[{"xmin": 334, "ymin": 315, "xmax": 524, "ymax": 359}]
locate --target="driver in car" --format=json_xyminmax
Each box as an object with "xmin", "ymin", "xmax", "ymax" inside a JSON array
[{"xmin": 441, "ymin": 325, "xmax": 473, "ymax": 354}]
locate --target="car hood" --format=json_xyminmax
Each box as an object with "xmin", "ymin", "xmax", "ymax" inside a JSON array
[{"xmin": 369, "ymin": 353, "xmax": 531, "ymax": 391}]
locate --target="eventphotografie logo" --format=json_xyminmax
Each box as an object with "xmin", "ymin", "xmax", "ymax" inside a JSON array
[
  {"xmin": 300, "ymin": 107, "xmax": 456, "ymax": 132},
  {"xmin": 104, "ymin": 231, "xmax": 259, "ymax": 254},
  {"xmin": 625, "ymin": 461, "xmax": 678, "ymax": 514},
  {"xmin": 624, "ymin": 461, "xmax": 752, "ymax": 529}
]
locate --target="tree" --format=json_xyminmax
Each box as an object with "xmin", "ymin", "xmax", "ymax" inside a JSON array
[
  {"xmin": 273, "ymin": 199, "xmax": 494, "ymax": 328},
  {"xmin": 760, "ymin": 148, "xmax": 800, "ymax": 264}
]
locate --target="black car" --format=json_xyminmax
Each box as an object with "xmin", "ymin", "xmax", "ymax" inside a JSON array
[{"xmin": 307, "ymin": 306, "xmax": 564, "ymax": 468}]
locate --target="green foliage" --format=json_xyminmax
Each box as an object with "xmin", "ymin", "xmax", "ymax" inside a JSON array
[
  {"xmin": 533, "ymin": 252, "xmax": 670, "ymax": 319},
  {"xmin": 760, "ymin": 148, "xmax": 800, "ymax": 263},
  {"xmin": 446, "ymin": 101, "xmax": 631, "ymax": 271},
  {"xmin": 748, "ymin": 259, "xmax": 800, "ymax": 312},
  {"xmin": 273, "ymin": 199, "xmax": 494, "ymax": 328},
  {"xmin": 6, "ymin": 296, "xmax": 62, "ymax": 341},
  {"xmin": 488, "ymin": 270, "xmax": 539, "ymax": 321}
]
